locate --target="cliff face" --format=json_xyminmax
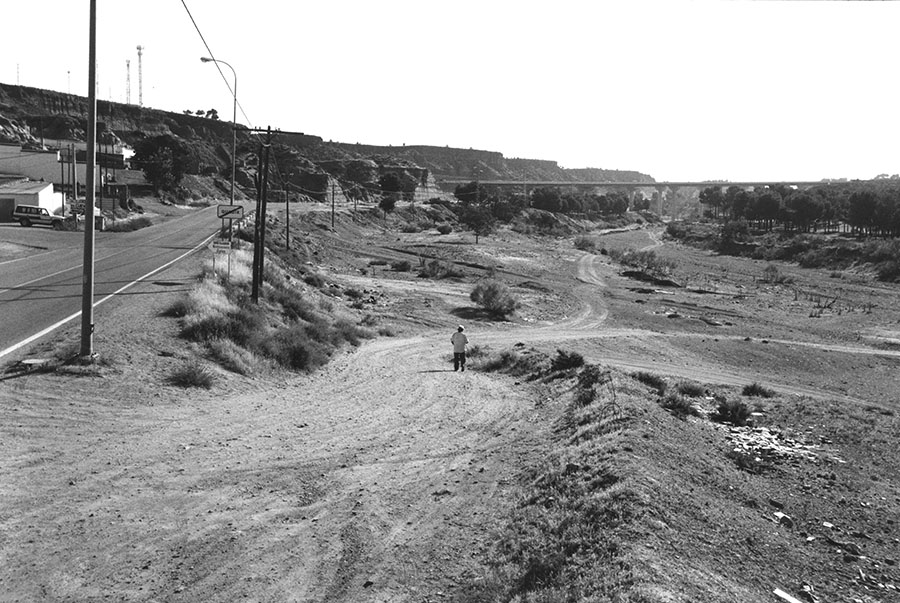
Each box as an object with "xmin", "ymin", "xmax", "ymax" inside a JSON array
[{"xmin": 0, "ymin": 82, "xmax": 653, "ymax": 200}]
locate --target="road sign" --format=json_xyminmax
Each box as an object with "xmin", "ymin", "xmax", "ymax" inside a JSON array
[
  {"xmin": 209, "ymin": 239, "xmax": 231, "ymax": 252},
  {"xmin": 217, "ymin": 204, "xmax": 244, "ymax": 219}
]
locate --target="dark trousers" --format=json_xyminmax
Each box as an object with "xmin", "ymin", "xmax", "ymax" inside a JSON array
[{"xmin": 453, "ymin": 352, "xmax": 466, "ymax": 371}]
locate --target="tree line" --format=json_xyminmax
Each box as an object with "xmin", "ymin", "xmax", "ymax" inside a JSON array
[{"xmin": 699, "ymin": 182, "xmax": 900, "ymax": 237}]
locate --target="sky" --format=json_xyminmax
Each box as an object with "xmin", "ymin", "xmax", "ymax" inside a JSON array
[{"xmin": 1, "ymin": 0, "xmax": 898, "ymax": 183}]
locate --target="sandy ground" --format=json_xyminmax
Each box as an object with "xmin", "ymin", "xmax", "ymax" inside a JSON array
[{"xmin": 2, "ymin": 214, "xmax": 899, "ymax": 602}]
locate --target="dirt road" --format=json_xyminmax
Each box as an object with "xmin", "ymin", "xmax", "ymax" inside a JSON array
[{"xmin": 3, "ymin": 226, "xmax": 898, "ymax": 602}]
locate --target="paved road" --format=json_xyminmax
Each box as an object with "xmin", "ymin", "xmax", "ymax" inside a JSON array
[{"xmin": 0, "ymin": 206, "xmax": 225, "ymax": 359}]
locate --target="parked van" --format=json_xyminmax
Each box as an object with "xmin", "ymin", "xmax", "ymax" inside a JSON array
[{"xmin": 12, "ymin": 205, "xmax": 66, "ymax": 229}]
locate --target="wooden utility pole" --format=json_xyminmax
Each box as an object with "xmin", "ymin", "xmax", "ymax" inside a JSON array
[
  {"xmin": 331, "ymin": 181, "xmax": 335, "ymax": 229},
  {"xmin": 251, "ymin": 127, "xmax": 272, "ymax": 304},
  {"xmin": 80, "ymin": 0, "xmax": 98, "ymax": 358}
]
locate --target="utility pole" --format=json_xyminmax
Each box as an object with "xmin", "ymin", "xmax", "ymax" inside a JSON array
[
  {"xmin": 331, "ymin": 181, "xmax": 335, "ymax": 229},
  {"xmin": 251, "ymin": 127, "xmax": 272, "ymax": 303},
  {"xmin": 80, "ymin": 0, "xmax": 98, "ymax": 358}
]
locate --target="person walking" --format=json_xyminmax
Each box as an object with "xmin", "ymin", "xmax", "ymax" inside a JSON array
[{"xmin": 451, "ymin": 325, "xmax": 469, "ymax": 372}]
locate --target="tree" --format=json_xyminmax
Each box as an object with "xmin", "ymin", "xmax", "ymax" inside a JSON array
[
  {"xmin": 459, "ymin": 205, "xmax": 496, "ymax": 243},
  {"xmin": 454, "ymin": 181, "xmax": 480, "ymax": 206},
  {"xmin": 205, "ymin": 108, "xmax": 219, "ymax": 120},
  {"xmin": 699, "ymin": 187, "xmax": 725, "ymax": 219},
  {"xmin": 530, "ymin": 187, "xmax": 562, "ymax": 212},
  {"xmin": 133, "ymin": 135, "xmax": 192, "ymax": 192},
  {"xmin": 378, "ymin": 195, "xmax": 396, "ymax": 218}
]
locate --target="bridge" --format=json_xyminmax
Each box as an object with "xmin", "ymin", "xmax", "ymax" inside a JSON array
[{"xmin": 434, "ymin": 178, "xmax": 841, "ymax": 214}]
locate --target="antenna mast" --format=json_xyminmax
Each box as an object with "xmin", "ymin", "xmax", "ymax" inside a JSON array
[
  {"xmin": 136, "ymin": 45, "xmax": 144, "ymax": 106},
  {"xmin": 125, "ymin": 59, "xmax": 131, "ymax": 104}
]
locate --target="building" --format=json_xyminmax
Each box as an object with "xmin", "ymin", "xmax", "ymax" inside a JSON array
[{"xmin": 0, "ymin": 180, "xmax": 65, "ymax": 222}]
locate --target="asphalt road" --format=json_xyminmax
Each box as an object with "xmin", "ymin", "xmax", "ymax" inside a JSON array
[{"xmin": 0, "ymin": 206, "xmax": 224, "ymax": 359}]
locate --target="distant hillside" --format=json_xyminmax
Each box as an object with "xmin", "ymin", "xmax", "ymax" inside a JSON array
[{"xmin": 0, "ymin": 82, "xmax": 654, "ymax": 199}]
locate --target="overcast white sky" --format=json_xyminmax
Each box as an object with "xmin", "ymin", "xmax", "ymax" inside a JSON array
[{"xmin": 2, "ymin": 1, "xmax": 898, "ymax": 182}]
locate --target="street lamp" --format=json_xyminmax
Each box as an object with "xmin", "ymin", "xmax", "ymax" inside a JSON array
[{"xmin": 200, "ymin": 57, "xmax": 237, "ymax": 211}]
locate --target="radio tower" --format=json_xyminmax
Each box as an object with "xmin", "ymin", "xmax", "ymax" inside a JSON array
[
  {"xmin": 125, "ymin": 60, "xmax": 131, "ymax": 104},
  {"xmin": 136, "ymin": 45, "xmax": 144, "ymax": 107}
]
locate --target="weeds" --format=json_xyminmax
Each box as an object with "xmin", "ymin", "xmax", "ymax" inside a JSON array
[
  {"xmin": 675, "ymin": 381, "xmax": 705, "ymax": 397},
  {"xmin": 631, "ymin": 371, "xmax": 667, "ymax": 395},
  {"xmin": 574, "ymin": 235, "xmax": 597, "ymax": 252},
  {"xmin": 550, "ymin": 349, "xmax": 585, "ymax": 372},
  {"xmin": 742, "ymin": 382, "xmax": 775, "ymax": 398},
  {"xmin": 391, "ymin": 260, "xmax": 412, "ymax": 272},
  {"xmin": 168, "ymin": 360, "xmax": 216, "ymax": 389},
  {"xmin": 419, "ymin": 259, "xmax": 463, "ymax": 279},
  {"xmin": 711, "ymin": 397, "xmax": 752, "ymax": 426},
  {"xmin": 661, "ymin": 392, "xmax": 699, "ymax": 419}
]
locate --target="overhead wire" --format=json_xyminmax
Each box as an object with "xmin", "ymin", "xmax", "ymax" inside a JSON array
[{"xmin": 180, "ymin": 0, "xmax": 253, "ymax": 128}]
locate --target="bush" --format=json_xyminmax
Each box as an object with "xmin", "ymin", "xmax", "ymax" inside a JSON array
[
  {"xmin": 632, "ymin": 371, "xmax": 667, "ymax": 395},
  {"xmin": 661, "ymin": 392, "xmax": 699, "ymax": 419},
  {"xmin": 391, "ymin": 260, "xmax": 412, "ymax": 272},
  {"xmin": 470, "ymin": 280, "xmax": 519, "ymax": 317},
  {"xmin": 742, "ymin": 382, "xmax": 775, "ymax": 398},
  {"xmin": 436, "ymin": 223, "xmax": 452, "ymax": 235},
  {"xmin": 168, "ymin": 360, "xmax": 216, "ymax": 388},
  {"xmin": 550, "ymin": 349, "xmax": 585, "ymax": 372},
  {"xmin": 302, "ymin": 272, "xmax": 326, "ymax": 288},
  {"xmin": 420, "ymin": 259, "xmax": 462, "ymax": 279},
  {"xmin": 712, "ymin": 398, "xmax": 752, "ymax": 426},
  {"xmin": 761, "ymin": 264, "xmax": 793, "ymax": 284},
  {"xmin": 574, "ymin": 235, "xmax": 597, "ymax": 252},
  {"xmin": 675, "ymin": 381, "xmax": 705, "ymax": 397},
  {"xmin": 104, "ymin": 216, "xmax": 153, "ymax": 232},
  {"xmin": 577, "ymin": 364, "xmax": 608, "ymax": 389}
]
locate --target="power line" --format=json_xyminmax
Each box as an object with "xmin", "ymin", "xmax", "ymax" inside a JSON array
[{"xmin": 179, "ymin": 0, "xmax": 253, "ymax": 127}]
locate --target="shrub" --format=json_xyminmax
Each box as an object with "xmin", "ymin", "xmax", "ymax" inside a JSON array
[
  {"xmin": 419, "ymin": 259, "xmax": 462, "ymax": 279},
  {"xmin": 470, "ymin": 280, "xmax": 519, "ymax": 317},
  {"xmin": 631, "ymin": 371, "xmax": 667, "ymax": 395},
  {"xmin": 761, "ymin": 264, "xmax": 793, "ymax": 284},
  {"xmin": 302, "ymin": 272, "xmax": 326, "ymax": 288},
  {"xmin": 105, "ymin": 216, "xmax": 153, "ymax": 232},
  {"xmin": 661, "ymin": 392, "xmax": 699, "ymax": 419},
  {"xmin": 574, "ymin": 235, "xmax": 597, "ymax": 252},
  {"xmin": 577, "ymin": 364, "xmax": 608, "ymax": 389},
  {"xmin": 550, "ymin": 349, "xmax": 585, "ymax": 372},
  {"xmin": 742, "ymin": 382, "xmax": 775, "ymax": 398},
  {"xmin": 436, "ymin": 223, "xmax": 452, "ymax": 235},
  {"xmin": 477, "ymin": 349, "xmax": 546, "ymax": 377},
  {"xmin": 344, "ymin": 287, "xmax": 365, "ymax": 300},
  {"xmin": 712, "ymin": 398, "xmax": 752, "ymax": 426},
  {"xmin": 675, "ymin": 381, "xmax": 705, "ymax": 397},
  {"xmin": 391, "ymin": 260, "xmax": 412, "ymax": 272},
  {"xmin": 208, "ymin": 338, "xmax": 260, "ymax": 375},
  {"xmin": 168, "ymin": 360, "xmax": 216, "ymax": 388}
]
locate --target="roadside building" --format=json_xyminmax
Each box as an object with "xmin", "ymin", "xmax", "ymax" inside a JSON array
[{"xmin": 0, "ymin": 180, "xmax": 65, "ymax": 222}]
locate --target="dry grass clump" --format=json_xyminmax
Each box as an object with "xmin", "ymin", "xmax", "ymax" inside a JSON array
[
  {"xmin": 742, "ymin": 382, "xmax": 775, "ymax": 398},
  {"xmin": 661, "ymin": 392, "xmax": 700, "ymax": 419},
  {"xmin": 168, "ymin": 359, "xmax": 216, "ymax": 389},
  {"xmin": 630, "ymin": 371, "xmax": 667, "ymax": 395},
  {"xmin": 168, "ymin": 248, "xmax": 375, "ymax": 374},
  {"xmin": 675, "ymin": 381, "xmax": 706, "ymax": 397}
]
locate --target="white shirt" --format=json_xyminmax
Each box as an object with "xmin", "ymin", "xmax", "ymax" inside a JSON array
[{"xmin": 451, "ymin": 331, "xmax": 469, "ymax": 353}]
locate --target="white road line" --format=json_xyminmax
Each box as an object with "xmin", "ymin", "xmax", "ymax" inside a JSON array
[{"xmin": 0, "ymin": 233, "xmax": 216, "ymax": 360}]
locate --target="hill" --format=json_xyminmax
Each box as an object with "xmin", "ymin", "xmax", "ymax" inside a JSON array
[{"xmin": 0, "ymin": 82, "xmax": 653, "ymax": 201}]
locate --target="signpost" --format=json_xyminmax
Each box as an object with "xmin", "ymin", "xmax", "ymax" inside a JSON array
[{"xmin": 209, "ymin": 237, "xmax": 233, "ymax": 279}]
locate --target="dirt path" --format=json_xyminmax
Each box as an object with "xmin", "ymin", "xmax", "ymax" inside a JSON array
[{"xmin": 3, "ymin": 225, "xmax": 898, "ymax": 601}]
